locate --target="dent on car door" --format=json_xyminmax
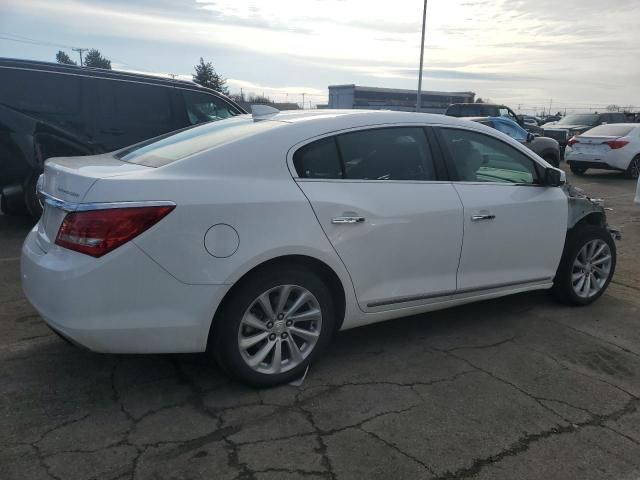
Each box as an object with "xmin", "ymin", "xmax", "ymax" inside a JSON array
[
  {"xmin": 437, "ymin": 127, "xmax": 567, "ymax": 292},
  {"xmin": 292, "ymin": 126, "xmax": 464, "ymax": 311}
]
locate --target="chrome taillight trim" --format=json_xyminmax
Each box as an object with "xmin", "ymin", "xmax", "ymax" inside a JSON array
[{"xmin": 38, "ymin": 191, "xmax": 176, "ymax": 212}]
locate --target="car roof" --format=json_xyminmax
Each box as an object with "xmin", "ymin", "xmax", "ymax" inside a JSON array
[
  {"xmin": 0, "ymin": 57, "xmax": 243, "ymax": 108},
  {"xmin": 449, "ymin": 103, "xmax": 506, "ymax": 108}
]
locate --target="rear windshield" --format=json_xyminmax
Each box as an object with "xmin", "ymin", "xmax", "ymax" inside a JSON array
[
  {"xmin": 557, "ymin": 114, "xmax": 598, "ymax": 126},
  {"xmin": 116, "ymin": 116, "xmax": 279, "ymax": 167},
  {"xmin": 583, "ymin": 124, "xmax": 635, "ymax": 137}
]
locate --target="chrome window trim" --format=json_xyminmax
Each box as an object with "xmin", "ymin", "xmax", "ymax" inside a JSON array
[{"xmin": 38, "ymin": 191, "xmax": 176, "ymax": 213}]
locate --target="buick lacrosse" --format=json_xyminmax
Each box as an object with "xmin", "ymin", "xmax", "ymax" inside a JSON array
[{"xmin": 22, "ymin": 109, "xmax": 617, "ymax": 386}]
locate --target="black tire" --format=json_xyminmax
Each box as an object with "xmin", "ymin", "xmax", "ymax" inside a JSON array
[
  {"xmin": 552, "ymin": 224, "xmax": 616, "ymax": 305},
  {"xmin": 24, "ymin": 174, "xmax": 43, "ymax": 220},
  {"xmin": 570, "ymin": 164, "xmax": 587, "ymax": 176},
  {"xmin": 210, "ymin": 265, "xmax": 336, "ymax": 387},
  {"xmin": 624, "ymin": 155, "xmax": 640, "ymax": 180},
  {"xmin": 0, "ymin": 191, "xmax": 27, "ymax": 216},
  {"xmin": 543, "ymin": 155, "xmax": 559, "ymax": 168}
]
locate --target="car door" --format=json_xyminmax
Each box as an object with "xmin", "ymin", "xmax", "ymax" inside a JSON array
[
  {"xmin": 292, "ymin": 126, "xmax": 464, "ymax": 311},
  {"xmin": 436, "ymin": 126, "xmax": 567, "ymax": 291}
]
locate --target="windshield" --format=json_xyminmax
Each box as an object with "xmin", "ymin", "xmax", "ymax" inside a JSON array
[
  {"xmin": 583, "ymin": 124, "xmax": 634, "ymax": 137},
  {"xmin": 557, "ymin": 114, "xmax": 599, "ymax": 126},
  {"xmin": 116, "ymin": 116, "xmax": 280, "ymax": 167}
]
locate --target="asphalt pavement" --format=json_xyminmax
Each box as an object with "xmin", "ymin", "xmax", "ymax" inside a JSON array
[{"xmin": 1, "ymin": 167, "xmax": 639, "ymax": 480}]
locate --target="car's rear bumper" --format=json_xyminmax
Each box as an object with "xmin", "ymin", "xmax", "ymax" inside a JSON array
[
  {"xmin": 21, "ymin": 228, "xmax": 229, "ymax": 353},
  {"xmin": 566, "ymin": 150, "xmax": 630, "ymax": 171}
]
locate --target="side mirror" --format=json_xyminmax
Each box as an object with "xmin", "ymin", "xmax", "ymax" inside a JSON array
[
  {"xmin": 545, "ymin": 167, "xmax": 565, "ymax": 187},
  {"xmin": 526, "ymin": 132, "xmax": 536, "ymax": 143}
]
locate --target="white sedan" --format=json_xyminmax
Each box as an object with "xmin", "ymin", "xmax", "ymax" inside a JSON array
[
  {"xmin": 566, "ymin": 123, "xmax": 640, "ymax": 179},
  {"xmin": 22, "ymin": 109, "xmax": 617, "ymax": 386}
]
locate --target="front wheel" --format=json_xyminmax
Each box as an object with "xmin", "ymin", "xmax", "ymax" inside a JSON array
[
  {"xmin": 211, "ymin": 266, "xmax": 336, "ymax": 387},
  {"xmin": 552, "ymin": 225, "xmax": 616, "ymax": 305},
  {"xmin": 624, "ymin": 155, "xmax": 640, "ymax": 179},
  {"xmin": 570, "ymin": 164, "xmax": 587, "ymax": 176}
]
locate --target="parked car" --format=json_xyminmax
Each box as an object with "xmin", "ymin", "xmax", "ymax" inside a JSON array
[
  {"xmin": 0, "ymin": 58, "xmax": 246, "ymax": 218},
  {"xmin": 22, "ymin": 109, "xmax": 618, "ymax": 387},
  {"xmin": 472, "ymin": 116, "xmax": 561, "ymax": 166},
  {"xmin": 446, "ymin": 103, "xmax": 545, "ymax": 136},
  {"xmin": 565, "ymin": 123, "xmax": 640, "ymax": 178},
  {"xmin": 518, "ymin": 115, "xmax": 541, "ymax": 127}
]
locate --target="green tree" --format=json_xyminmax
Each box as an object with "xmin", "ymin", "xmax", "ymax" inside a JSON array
[
  {"xmin": 84, "ymin": 49, "xmax": 111, "ymax": 69},
  {"xmin": 193, "ymin": 57, "xmax": 229, "ymax": 95},
  {"xmin": 55, "ymin": 50, "xmax": 77, "ymax": 65}
]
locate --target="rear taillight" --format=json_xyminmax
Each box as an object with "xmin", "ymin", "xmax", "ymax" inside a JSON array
[
  {"xmin": 567, "ymin": 136, "xmax": 579, "ymax": 146},
  {"xmin": 55, "ymin": 205, "xmax": 175, "ymax": 257},
  {"xmin": 604, "ymin": 139, "xmax": 630, "ymax": 150}
]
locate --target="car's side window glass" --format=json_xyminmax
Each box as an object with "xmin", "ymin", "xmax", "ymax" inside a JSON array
[
  {"xmin": 293, "ymin": 137, "xmax": 343, "ymax": 179},
  {"xmin": 336, "ymin": 127, "xmax": 435, "ymax": 181},
  {"xmin": 440, "ymin": 128, "xmax": 540, "ymax": 185},
  {"xmin": 181, "ymin": 90, "xmax": 239, "ymax": 125},
  {"xmin": 112, "ymin": 82, "xmax": 172, "ymax": 126}
]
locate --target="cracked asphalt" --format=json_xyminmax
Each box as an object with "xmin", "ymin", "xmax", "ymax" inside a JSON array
[{"xmin": 1, "ymin": 168, "xmax": 639, "ymax": 480}]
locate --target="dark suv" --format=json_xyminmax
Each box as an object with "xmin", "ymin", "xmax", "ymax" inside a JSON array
[
  {"xmin": 0, "ymin": 58, "xmax": 246, "ymax": 217},
  {"xmin": 445, "ymin": 103, "xmax": 543, "ymax": 130}
]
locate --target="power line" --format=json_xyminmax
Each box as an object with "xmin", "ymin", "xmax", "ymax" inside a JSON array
[{"xmin": 0, "ymin": 32, "xmax": 78, "ymax": 51}]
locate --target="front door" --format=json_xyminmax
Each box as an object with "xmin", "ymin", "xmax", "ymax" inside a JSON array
[
  {"xmin": 292, "ymin": 126, "xmax": 464, "ymax": 310},
  {"xmin": 436, "ymin": 127, "xmax": 567, "ymax": 291}
]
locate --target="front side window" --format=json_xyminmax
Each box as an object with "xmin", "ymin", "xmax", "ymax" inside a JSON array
[
  {"xmin": 337, "ymin": 127, "xmax": 435, "ymax": 181},
  {"xmin": 440, "ymin": 128, "xmax": 540, "ymax": 185},
  {"xmin": 182, "ymin": 90, "xmax": 239, "ymax": 125}
]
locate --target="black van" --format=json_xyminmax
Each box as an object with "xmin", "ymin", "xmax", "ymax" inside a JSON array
[{"xmin": 0, "ymin": 58, "xmax": 246, "ymax": 217}]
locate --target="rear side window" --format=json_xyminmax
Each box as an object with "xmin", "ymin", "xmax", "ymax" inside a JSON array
[
  {"xmin": 584, "ymin": 125, "xmax": 634, "ymax": 137},
  {"xmin": 182, "ymin": 90, "xmax": 239, "ymax": 125},
  {"xmin": 294, "ymin": 127, "xmax": 436, "ymax": 181},
  {"xmin": 0, "ymin": 68, "xmax": 81, "ymax": 120},
  {"xmin": 293, "ymin": 137, "xmax": 343, "ymax": 179},
  {"xmin": 112, "ymin": 82, "xmax": 172, "ymax": 124}
]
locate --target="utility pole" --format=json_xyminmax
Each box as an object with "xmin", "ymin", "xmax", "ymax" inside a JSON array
[
  {"xmin": 549, "ymin": 98, "xmax": 553, "ymax": 115},
  {"xmin": 416, "ymin": 0, "xmax": 428, "ymax": 112},
  {"xmin": 72, "ymin": 48, "xmax": 88, "ymax": 67},
  {"xmin": 302, "ymin": 92, "xmax": 306, "ymax": 109}
]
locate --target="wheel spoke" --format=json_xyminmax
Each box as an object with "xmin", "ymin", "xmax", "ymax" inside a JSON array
[
  {"xmin": 286, "ymin": 337, "xmax": 303, "ymax": 363},
  {"xmin": 285, "ymin": 291, "xmax": 311, "ymax": 318},
  {"xmin": 290, "ymin": 326, "xmax": 319, "ymax": 343},
  {"xmin": 592, "ymin": 255, "xmax": 611, "ymax": 266},
  {"xmin": 571, "ymin": 272, "xmax": 584, "ymax": 283},
  {"xmin": 593, "ymin": 265, "xmax": 608, "ymax": 278},
  {"xmin": 247, "ymin": 339, "xmax": 276, "ymax": 367},
  {"xmin": 582, "ymin": 274, "xmax": 592, "ymax": 296},
  {"xmin": 270, "ymin": 340, "xmax": 282, "ymax": 374},
  {"xmin": 257, "ymin": 292, "xmax": 276, "ymax": 319},
  {"xmin": 240, "ymin": 331, "xmax": 269, "ymax": 350},
  {"xmin": 591, "ymin": 243, "xmax": 606, "ymax": 261},
  {"xmin": 575, "ymin": 275, "xmax": 586, "ymax": 292},
  {"xmin": 242, "ymin": 313, "xmax": 268, "ymax": 331},
  {"xmin": 275, "ymin": 285, "xmax": 293, "ymax": 315},
  {"xmin": 289, "ymin": 308, "xmax": 321, "ymax": 324}
]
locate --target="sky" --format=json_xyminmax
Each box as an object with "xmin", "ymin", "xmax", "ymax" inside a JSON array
[{"xmin": 1, "ymin": 0, "xmax": 639, "ymax": 113}]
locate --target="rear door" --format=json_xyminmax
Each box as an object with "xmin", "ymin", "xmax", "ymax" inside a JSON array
[
  {"xmin": 292, "ymin": 126, "xmax": 464, "ymax": 311},
  {"xmin": 436, "ymin": 126, "xmax": 567, "ymax": 291}
]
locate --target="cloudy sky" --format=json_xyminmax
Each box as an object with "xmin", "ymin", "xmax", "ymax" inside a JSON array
[{"xmin": 1, "ymin": 0, "xmax": 638, "ymax": 113}]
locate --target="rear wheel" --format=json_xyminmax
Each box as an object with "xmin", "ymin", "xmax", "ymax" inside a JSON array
[
  {"xmin": 624, "ymin": 155, "xmax": 640, "ymax": 179},
  {"xmin": 570, "ymin": 164, "xmax": 587, "ymax": 176},
  {"xmin": 0, "ymin": 190, "xmax": 27, "ymax": 216},
  {"xmin": 552, "ymin": 224, "xmax": 616, "ymax": 305},
  {"xmin": 24, "ymin": 174, "xmax": 43, "ymax": 220},
  {"xmin": 211, "ymin": 266, "xmax": 336, "ymax": 387}
]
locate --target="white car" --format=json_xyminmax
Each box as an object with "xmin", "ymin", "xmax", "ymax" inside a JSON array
[
  {"xmin": 22, "ymin": 110, "xmax": 618, "ymax": 386},
  {"xmin": 565, "ymin": 123, "xmax": 640, "ymax": 179}
]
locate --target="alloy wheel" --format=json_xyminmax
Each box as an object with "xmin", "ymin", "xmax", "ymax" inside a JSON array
[
  {"xmin": 238, "ymin": 284, "xmax": 322, "ymax": 374},
  {"xmin": 571, "ymin": 239, "xmax": 612, "ymax": 298},
  {"xmin": 629, "ymin": 157, "xmax": 640, "ymax": 179}
]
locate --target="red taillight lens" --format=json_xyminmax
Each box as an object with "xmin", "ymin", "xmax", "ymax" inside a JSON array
[
  {"xmin": 55, "ymin": 205, "xmax": 175, "ymax": 257},
  {"xmin": 567, "ymin": 136, "xmax": 579, "ymax": 146},
  {"xmin": 604, "ymin": 139, "xmax": 630, "ymax": 150}
]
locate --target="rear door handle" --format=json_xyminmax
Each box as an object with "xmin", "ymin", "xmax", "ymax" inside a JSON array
[
  {"xmin": 331, "ymin": 216, "xmax": 366, "ymax": 224},
  {"xmin": 471, "ymin": 214, "xmax": 496, "ymax": 221}
]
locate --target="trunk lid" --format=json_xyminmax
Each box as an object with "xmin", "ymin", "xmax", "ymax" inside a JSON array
[
  {"xmin": 36, "ymin": 154, "xmax": 150, "ymax": 252},
  {"xmin": 571, "ymin": 136, "xmax": 623, "ymax": 155}
]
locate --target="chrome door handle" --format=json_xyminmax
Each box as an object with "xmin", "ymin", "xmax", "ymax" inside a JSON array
[
  {"xmin": 331, "ymin": 216, "xmax": 365, "ymax": 224},
  {"xmin": 471, "ymin": 214, "xmax": 496, "ymax": 221}
]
